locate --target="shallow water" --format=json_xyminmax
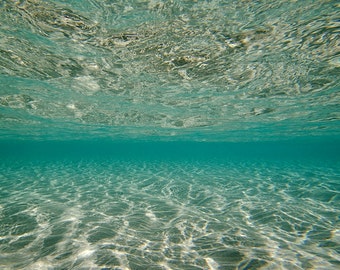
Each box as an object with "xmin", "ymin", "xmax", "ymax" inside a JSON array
[
  {"xmin": 1, "ymin": 141, "xmax": 339, "ymax": 269},
  {"xmin": 0, "ymin": 0, "xmax": 339, "ymax": 141},
  {"xmin": 0, "ymin": 0, "xmax": 340, "ymax": 269},
  {"xmin": 0, "ymin": 155, "xmax": 339, "ymax": 269}
]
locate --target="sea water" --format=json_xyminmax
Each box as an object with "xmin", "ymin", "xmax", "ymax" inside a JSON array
[
  {"xmin": 0, "ymin": 141, "xmax": 339, "ymax": 269},
  {"xmin": 0, "ymin": 1, "xmax": 339, "ymax": 269}
]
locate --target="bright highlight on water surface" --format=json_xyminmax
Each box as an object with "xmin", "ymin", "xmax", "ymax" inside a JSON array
[
  {"xmin": 0, "ymin": 0, "xmax": 339, "ymax": 141},
  {"xmin": 0, "ymin": 0, "xmax": 339, "ymax": 269}
]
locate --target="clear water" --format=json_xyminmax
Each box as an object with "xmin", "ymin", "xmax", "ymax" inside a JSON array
[
  {"xmin": 0, "ymin": 146, "xmax": 339, "ymax": 269},
  {"xmin": 0, "ymin": 0, "xmax": 339, "ymax": 269}
]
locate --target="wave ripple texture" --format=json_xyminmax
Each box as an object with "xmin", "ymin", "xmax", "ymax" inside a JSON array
[
  {"xmin": 0, "ymin": 160, "xmax": 339, "ymax": 269},
  {"xmin": 0, "ymin": 0, "xmax": 339, "ymax": 141}
]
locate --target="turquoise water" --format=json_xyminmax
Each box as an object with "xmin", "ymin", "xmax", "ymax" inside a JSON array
[
  {"xmin": 1, "ymin": 0, "xmax": 340, "ymax": 269},
  {"xmin": 1, "ymin": 143, "xmax": 339, "ymax": 269},
  {"xmin": 0, "ymin": 143, "xmax": 339, "ymax": 269}
]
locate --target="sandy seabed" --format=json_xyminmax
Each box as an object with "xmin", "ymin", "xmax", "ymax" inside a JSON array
[{"xmin": 0, "ymin": 159, "xmax": 339, "ymax": 269}]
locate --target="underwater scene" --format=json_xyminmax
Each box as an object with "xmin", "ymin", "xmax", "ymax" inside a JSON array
[{"xmin": 0, "ymin": 0, "xmax": 339, "ymax": 269}]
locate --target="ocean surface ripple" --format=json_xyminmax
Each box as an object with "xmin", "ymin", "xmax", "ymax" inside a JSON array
[{"xmin": 0, "ymin": 0, "xmax": 339, "ymax": 141}]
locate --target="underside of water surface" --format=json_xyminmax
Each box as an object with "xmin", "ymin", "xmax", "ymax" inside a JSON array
[
  {"xmin": 0, "ymin": 0, "xmax": 340, "ymax": 269},
  {"xmin": 0, "ymin": 0, "xmax": 339, "ymax": 141}
]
